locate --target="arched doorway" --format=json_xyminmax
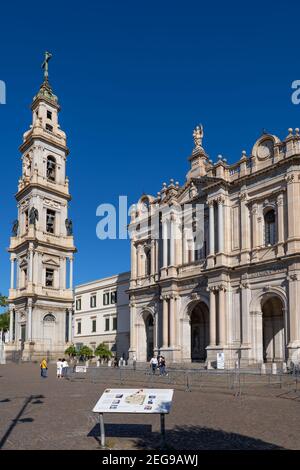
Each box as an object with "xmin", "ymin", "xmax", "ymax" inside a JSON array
[
  {"xmin": 190, "ymin": 302, "xmax": 209, "ymax": 361},
  {"xmin": 145, "ymin": 315, "xmax": 154, "ymax": 361},
  {"xmin": 262, "ymin": 297, "xmax": 285, "ymax": 362}
]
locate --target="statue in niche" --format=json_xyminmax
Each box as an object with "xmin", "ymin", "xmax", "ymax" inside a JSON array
[
  {"xmin": 29, "ymin": 207, "xmax": 39, "ymax": 226},
  {"xmin": 12, "ymin": 219, "xmax": 19, "ymax": 236},
  {"xmin": 65, "ymin": 218, "xmax": 73, "ymax": 236},
  {"xmin": 23, "ymin": 155, "xmax": 32, "ymax": 178}
]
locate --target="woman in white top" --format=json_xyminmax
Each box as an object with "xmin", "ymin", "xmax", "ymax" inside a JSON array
[{"xmin": 56, "ymin": 358, "xmax": 63, "ymax": 378}]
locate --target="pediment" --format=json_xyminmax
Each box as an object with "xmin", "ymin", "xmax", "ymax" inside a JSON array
[{"xmin": 42, "ymin": 257, "xmax": 60, "ymax": 267}]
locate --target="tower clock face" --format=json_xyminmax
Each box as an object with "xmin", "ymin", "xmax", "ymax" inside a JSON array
[{"xmin": 257, "ymin": 139, "xmax": 273, "ymax": 160}]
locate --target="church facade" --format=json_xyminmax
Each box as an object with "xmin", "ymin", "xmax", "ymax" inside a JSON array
[
  {"xmin": 128, "ymin": 126, "xmax": 300, "ymax": 367},
  {"xmin": 6, "ymin": 56, "xmax": 76, "ymax": 361}
]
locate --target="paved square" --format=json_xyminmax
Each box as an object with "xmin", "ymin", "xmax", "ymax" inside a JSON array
[{"xmin": 0, "ymin": 363, "xmax": 299, "ymax": 450}]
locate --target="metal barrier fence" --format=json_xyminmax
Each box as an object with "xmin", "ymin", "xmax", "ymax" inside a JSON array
[{"xmin": 65, "ymin": 364, "xmax": 300, "ymax": 399}]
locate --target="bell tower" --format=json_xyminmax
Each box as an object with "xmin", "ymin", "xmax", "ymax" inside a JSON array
[{"xmin": 7, "ymin": 52, "xmax": 76, "ymax": 361}]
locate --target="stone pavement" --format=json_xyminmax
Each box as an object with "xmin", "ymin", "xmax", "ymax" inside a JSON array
[{"xmin": 0, "ymin": 363, "xmax": 299, "ymax": 450}]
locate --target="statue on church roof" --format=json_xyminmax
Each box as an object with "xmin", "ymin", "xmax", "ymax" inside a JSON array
[{"xmin": 193, "ymin": 124, "xmax": 204, "ymax": 151}]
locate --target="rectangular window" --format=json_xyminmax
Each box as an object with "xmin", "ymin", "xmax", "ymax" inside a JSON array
[
  {"xmin": 111, "ymin": 291, "xmax": 117, "ymax": 304},
  {"xmin": 112, "ymin": 317, "xmax": 117, "ymax": 331},
  {"xmin": 45, "ymin": 268, "xmax": 54, "ymax": 287},
  {"xmin": 76, "ymin": 298, "xmax": 81, "ymax": 310},
  {"xmin": 77, "ymin": 322, "xmax": 81, "ymax": 335},
  {"xmin": 103, "ymin": 292, "xmax": 110, "ymax": 305},
  {"xmin": 46, "ymin": 209, "xmax": 55, "ymax": 234},
  {"xmin": 105, "ymin": 318, "xmax": 110, "ymax": 331},
  {"xmin": 90, "ymin": 295, "xmax": 97, "ymax": 308},
  {"xmin": 46, "ymin": 123, "xmax": 53, "ymax": 132},
  {"xmin": 47, "ymin": 110, "xmax": 52, "ymax": 120},
  {"xmin": 92, "ymin": 319, "xmax": 96, "ymax": 333}
]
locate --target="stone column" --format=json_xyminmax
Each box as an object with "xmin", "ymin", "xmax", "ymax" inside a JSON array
[
  {"xmin": 68, "ymin": 309, "xmax": 73, "ymax": 342},
  {"xmin": 151, "ymin": 239, "xmax": 156, "ymax": 276},
  {"xmin": 277, "ymin": 193, "xmax": 285, "ymax": 256},
  {"xmin": 288, "ymin": 274, "xmax": 300, "ymax": 348},
  {"xmin": 10, "ymin": 255, "xmax": 16, "ymax": 289},
  {"xmin": 69, "ymin": 256, "xmax": 73, "ymax": 290},
  {"xmin": 240, "ymin": 282, "xmax": 250, "ymax": 345},
  {"xmin": 9, "ymin": 305, "xmax": 14, "ymax": 342},
  {"xmin": 217, "ymin": 198, "xmax": 224, "ymax": 253},
  {"xmin": 27, "ymin": 299, "xmax": 32, "ymax": 341},
  {"xmin": 208, "ymin": 201, "xmax": 215, "ymax": 255},
  {"xmin": 240, "ymin": 192, "xmax": 250, "ymax": 263},
  {"xmin": 286, "ymin": 172, "xmax": 300, "ymax": 254},
  {"xmin": 162, "ymin": 296, "xmax": 169, "ymax": 348},
  {"xmin": 251, "ymin": 203, "xmax": 258, "ymax": 261},
  {"xmin": 209, "ymin": 288, "xmax": 216, "ymax": 346},
  {"xmin": 129, "ymin": 302, "xmax": 137, "ymax": 353},
  {"xmin": 28, "ymin": 244, "xmax": 34, "ymax": 283},
  {"xmin": 170, "ymin": 214, "xmax": 175, "ymax": 266},
  {"xmin": 162, "ymin": 220, "xmax": 168, "ymax": 267},
  {"xmin": 137, "ymin": 245, "xmax": 142, "ymax": 278},
  {"xmin": 131, "ymin": 240, "xmax": 137, "ymax": 279},
  {"xmin": 169, "ymin": 295, "xmax": 176, "ymax": 347},
  {"xmin": 218, "ymin": 286, "xmax": 226, "ymax": 345}
]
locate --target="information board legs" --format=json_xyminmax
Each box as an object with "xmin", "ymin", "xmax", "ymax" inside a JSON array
[
  {"xmin": 99, "ymin": 413, "xmax": 105, "ymax": 448},
  {"xmin": 160, "ymin": 413, "xmax": 166, "ymax": 447}
]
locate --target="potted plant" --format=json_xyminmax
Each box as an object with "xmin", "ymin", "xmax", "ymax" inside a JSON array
[
  {"xmin": 95, "ymin": 342, "xmax": 113, "ymax": 366},
  {"xmin": 78, "ymin": 345, "xmax": 93, "ymax": 366}
]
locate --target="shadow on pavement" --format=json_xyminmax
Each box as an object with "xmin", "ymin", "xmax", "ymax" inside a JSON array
[
  {"xmin": 0, "ymin": 394, "xmax": 45, "ymax": 449},
  {"xmin": 133, "ymin": 425, "xmax": 284, "ymax": 450}
]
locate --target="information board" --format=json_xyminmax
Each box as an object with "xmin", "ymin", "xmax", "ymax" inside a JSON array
[
  {"xmin": 93, "ymin": 388, "xmax": 174, "ymax": 414},
  {"xmin": 217, "ymin": 352, "xmax": 225, "ymax": 369},
  {"xmin": 75, "ymin": 365, "xmax": 87, "ymax": 373}
]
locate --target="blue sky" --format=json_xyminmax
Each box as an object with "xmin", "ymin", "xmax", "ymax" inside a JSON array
[{"xmin": 0, "ymin": 0, "xmax": 300, "ymax": 298}]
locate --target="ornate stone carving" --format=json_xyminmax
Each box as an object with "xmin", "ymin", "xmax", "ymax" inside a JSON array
[{"xmin": 285, "ymin": 173, "xmax": 295, "ymax": 184}]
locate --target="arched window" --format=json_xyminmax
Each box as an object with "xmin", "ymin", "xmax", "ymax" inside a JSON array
[
  {"xmin": 43, "ymin": 313, "xmax": 56, "ymax": 322},
  {"xmin": 47, "ymin": 156, "xmax": 56, "ymax": 182},
  {"xmin": 265, "ymin": 209, "xmax": 276, "ymax": 246}
]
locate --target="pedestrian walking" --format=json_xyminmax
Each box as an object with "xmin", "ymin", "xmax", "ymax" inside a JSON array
[
  {"xmin": 56, "ymin": 358, "xmax": 63, "ymax": 378},
  {"xmin": 132, "ymin": 354, "xmax": 137, "ymax": 371},
  {"xmin": 61, "ymin": 358, "xmax": 69, "ymax": 377},
  {"xmin": 150, "ymin": 355, "xmax": 158, "ymax": 374},
  {"xmin": 40, "ymin": 358, "xmax": 48, "ymax": 378},
  {"xmin": 159, "ymin": 355, "xmax": 167, "ymax": 376}
]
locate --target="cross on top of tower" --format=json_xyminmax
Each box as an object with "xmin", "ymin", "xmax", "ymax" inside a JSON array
[
  {"xmin": 42, "ymin": 51, "xmax": 52, "ymax": 82},
  {"xmin": 33, "ymin": 51, "xmax": 58, "ymax": 106}
]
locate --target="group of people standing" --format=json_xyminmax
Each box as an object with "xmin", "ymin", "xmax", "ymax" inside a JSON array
[
  {"xmin": 149, "ymin": 354, "xmax": 167, "ymax": 376},
  {"xmin": 56, "ymin": 358, "xmax": 69, "ymax": 378}
]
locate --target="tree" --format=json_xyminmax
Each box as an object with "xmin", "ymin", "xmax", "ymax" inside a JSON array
[
  {"xmin": 0, "ymin": 295, "xmax": 9, "ymax": 332},
  {"xmin": 78, "ymin": 345, "xmax": 93, "ymax": 360},
  {"xmin": 0, "ymin": 312, "xmax": 9, "ymax": 332},
  {"xmin": 95, "ymin": 342, "xmax": 113, "ymax": 361},
  {"xmin": 65, "ymin": 344, "xmax": 77, "ymax": 358}
]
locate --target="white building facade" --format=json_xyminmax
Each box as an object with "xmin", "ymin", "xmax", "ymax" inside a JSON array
[
  {"xmin": 128, "ymin": 125, "xmax": 300, "ymax": 368},
  {"xmin": 73, "ymin": 272, "xmax": 130, "ymax": 359},
  {"xmin": 6, "ymin": 59, "xmax": 76, "ymax": 361}
]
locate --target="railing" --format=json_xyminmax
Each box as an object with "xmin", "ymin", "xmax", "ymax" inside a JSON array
[{"xmin": 64, "ymin": 363, "xmax": 300, "ymax": 400}]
